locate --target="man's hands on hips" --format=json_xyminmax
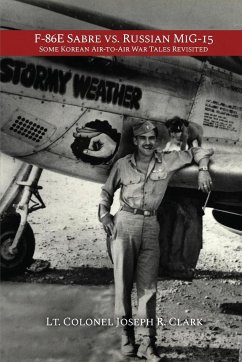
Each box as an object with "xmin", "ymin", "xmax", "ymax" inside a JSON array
[
  {"xmin": 198, "ymin": 170, "xmax": 213, "ymax": 193},
  {"xmin": 101, "ymin": 213, "xmax": 114, "ymax": 236}
]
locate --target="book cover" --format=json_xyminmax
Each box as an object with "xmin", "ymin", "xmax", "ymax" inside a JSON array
[{"xmin": 0, "ymin": 1, "xmax": 242, "ymax": 361}]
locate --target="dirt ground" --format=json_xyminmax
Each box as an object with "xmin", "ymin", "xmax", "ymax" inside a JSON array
[{"xmin": 1, "ymin": 170, "xmax": 242, "ymax": 362}]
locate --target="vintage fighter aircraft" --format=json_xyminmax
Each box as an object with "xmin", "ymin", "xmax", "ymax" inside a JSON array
[{"xmin": 0, "ymin": 0, "xmax": 242, "ymax": 276}]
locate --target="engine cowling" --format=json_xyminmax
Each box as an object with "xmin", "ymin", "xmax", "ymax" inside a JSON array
[{"xmin": 212, "ymin": 209, "xmax": 242, "ymax": 236}]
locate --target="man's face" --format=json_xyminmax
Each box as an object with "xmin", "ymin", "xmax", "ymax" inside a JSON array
[{"xmin": 133, "ymin": 130, "xmax": 157, "ymax": 157}]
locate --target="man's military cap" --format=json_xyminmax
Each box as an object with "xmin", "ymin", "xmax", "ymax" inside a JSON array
[{"xmin": 132, "ymin": 121, "xmax": 156, "ymax": 137}]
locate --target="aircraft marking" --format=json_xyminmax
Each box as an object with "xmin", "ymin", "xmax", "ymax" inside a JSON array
[{"xmin": 0, "ymin": 58, "xmax": 143, "ymax": 110}]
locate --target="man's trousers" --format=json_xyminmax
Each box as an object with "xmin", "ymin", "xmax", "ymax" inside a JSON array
[{"xmin": 109, "ymin": 210, "xmax": 160, "ymax": 338}]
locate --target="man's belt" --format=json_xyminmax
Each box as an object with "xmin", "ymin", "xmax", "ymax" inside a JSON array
[{"xmin": 121, "ymin": 205, "xmax": 157, "ymax": 216}]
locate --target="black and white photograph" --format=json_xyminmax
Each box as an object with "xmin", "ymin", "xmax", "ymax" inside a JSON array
[{"xmin": 0, "ymin": 1, "xmax": 242, "ymax": 361}]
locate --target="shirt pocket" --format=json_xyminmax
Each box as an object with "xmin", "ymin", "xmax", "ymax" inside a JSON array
[
  {"xmin": 149, "ymin": 165, "xmax": 169, "ymax": 197},
  {"xmin": 122, "ymin": 173, "xmax": 142, "ymax": 198},
  {"xmin": 149, "ymin": 165, "xmax": 168, "ymax": 181}
]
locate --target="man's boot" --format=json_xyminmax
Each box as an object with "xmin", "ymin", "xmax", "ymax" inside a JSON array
[
  {"xmin": 121, "ymin": 327, "xmax": 136, "ymax": 357},
  {"xmin": 137, "ymin": 337, "xmax": 162, "ymax": 362}
]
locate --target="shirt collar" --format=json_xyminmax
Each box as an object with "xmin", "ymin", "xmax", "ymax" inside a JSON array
[
  {"xmin": 130, "ymin": 153, "xmax": 137, "ymax": 167},
  {"xmin": 129, "ymin": 151, "xmax": 162, "ymax": 167},
  {"xmin": 155, "ymin": 151, "xmax": 163, "ymax": 163}
]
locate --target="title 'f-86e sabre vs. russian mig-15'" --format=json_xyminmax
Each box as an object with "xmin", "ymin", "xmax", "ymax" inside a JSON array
[{"xmin": 0, "ymin": 0, "xmax": 242, "ymax": 277}]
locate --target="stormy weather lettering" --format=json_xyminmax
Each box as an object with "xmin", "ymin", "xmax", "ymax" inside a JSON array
[
  {"xmin": 0, "ymin": 58, "xmax": 143, "ymax": 109},
  {"xmin": 73, "ymin": 74, "xmax": 142, "ymax": 110},
  {"xmin": 0, "ymin": 58, "xmax": 71, "ymax": 95}
]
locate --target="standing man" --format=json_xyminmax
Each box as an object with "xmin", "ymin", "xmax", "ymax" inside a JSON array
[{"xmin": 98, "ymin": 120, "xmax": 213, "ymax": 361}]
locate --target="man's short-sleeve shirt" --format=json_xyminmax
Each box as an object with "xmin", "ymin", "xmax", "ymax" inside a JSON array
[{"xmin": 100, "ymin": 148, "xmax": 213, "ymax": 211}]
